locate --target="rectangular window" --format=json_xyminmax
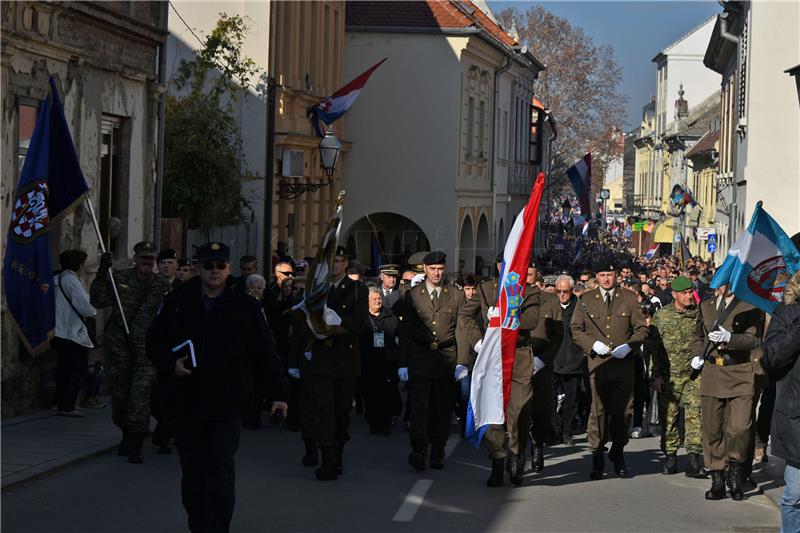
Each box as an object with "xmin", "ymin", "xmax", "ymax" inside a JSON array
[
  {"xmin": 467, "ymin": 97, "xmax": 475, "ymax": 156},
  {"xmin": 17, "ymin": 97, "xmax": 40, "ymax": 177},
  {"xmin": 478, "ymin": 100, "xmax": 485, "ymax": 158},
  {"xmin": 99, "ymin": 116, "xmax": 123, "ymax": 252}
]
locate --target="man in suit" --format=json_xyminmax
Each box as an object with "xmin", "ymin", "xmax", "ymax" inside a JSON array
[
  {"xmin": 691, "ymin": 284, "xmax": 765, "ymax": 501},
  {"xmin": 396, "ymin": 251, "xmax": 467, "ymax": 471},
  {"xmin": 458, "ymin": 259, "xmax": 543, "ymax": 486},
  {"xmin": 570, "ymin": 259, "xmax": 649, "ymax": 479},
  {"xmin": 378, "ymin": 264, "xmax": 401, "ymax": 311}
]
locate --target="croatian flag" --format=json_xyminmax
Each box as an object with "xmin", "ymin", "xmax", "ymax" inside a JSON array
[
  {"xmin": 466, "ymin": 173, "xmax": 546, "ymax": 447},
  {"xmin": 582, "ymin": 220, "xmax": 590, "ymax": 237},
  {"xmin": 567, "ymin": 153, "xmax": 591, "ymax": 217},
  {"xmin": 710, "ymin": 201, "xmax": 800, "ymax": 313},
  {"xmin": 308, "ymin": 58, "xmax": 387, "ymax": 137},
  {"xmin": 644, "ymin": 244, "xmax": 659, "ymax": 261}
]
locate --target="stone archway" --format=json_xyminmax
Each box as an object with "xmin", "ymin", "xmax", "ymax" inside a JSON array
[
  {"xmin": 344, "ymin": 212, "xmax": 430, "ymax": 274},
  {"xmin": 459, "ymin": 215, "xmax": 475, "ymax": 276},
  {"xmin": 476, "ymin": 214, "xmax": 490, "ymax": 277}
]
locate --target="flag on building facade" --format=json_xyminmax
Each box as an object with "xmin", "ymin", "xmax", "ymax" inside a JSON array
[
  {"xmin": 308, "ymin": 58, "xmax": 387, "ymax": 137},
  {"xmin": 670, "ymin": 184, "xmax": 698, "ymax": 208},
  {"xmin": 3, "ymin": 77, "xmax": 90, "ymax": 354},
  {"xmin": 710, "ymin": 201, "xmax": 800, "ymax": 313},
  {"xmin": 566, "ymin": 153, "xmax": 592, "ymax": 217},
  {"xmin": 466, "ymin": 172, "xmax": 546, "ymax": 448}
]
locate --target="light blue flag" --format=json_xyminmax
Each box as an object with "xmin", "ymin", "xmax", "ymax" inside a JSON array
[{"xmin": 710, "ymin": 201, "xmax": 800, "ymax": 313}]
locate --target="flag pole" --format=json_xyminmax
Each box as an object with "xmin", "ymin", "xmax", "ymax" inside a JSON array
[{"xmin": 84, "ymin": 197, "xmax": 132, "ymax": 338}]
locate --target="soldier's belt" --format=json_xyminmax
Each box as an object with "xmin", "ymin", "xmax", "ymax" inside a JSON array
[
  {"xmin": 704, "ymin": 354, "xmax": 749, "ymax": 367},
  {"xmin": 414, "ymin": 339, "xmax": 455, "ymax": 351}
]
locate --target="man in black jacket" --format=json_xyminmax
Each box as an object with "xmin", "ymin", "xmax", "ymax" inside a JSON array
[{"xmin": 148, "ymin": 242, "xmax": 288, "ymax": 533}]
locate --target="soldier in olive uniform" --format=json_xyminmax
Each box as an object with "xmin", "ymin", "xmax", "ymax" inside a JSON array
[
  {"xmin": 570, "ymin": 259, "xmax": 649, "ymax": 479},
  {"xmin": 691, "ymin": 284, "xmax": 765, "ymax": 501},
  {"xmin": 458, "ymin": 259, "xmax": 543, "ymax": 486},
  {"xmin": 646, "ymin": 276, "xmax": 704, "ymax": 477},
  {"xmin": 396, "ymin": 251, "xmax": 467, "ymax": 471},
  {"xmin": 90, "ymin": 241, "xmax": 172, "ymax": 463}
]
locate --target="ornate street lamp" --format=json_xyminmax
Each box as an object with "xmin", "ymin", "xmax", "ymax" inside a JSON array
[{"xmin": 278, "ymin": 129, "xmax": 341, "ymax": 199}]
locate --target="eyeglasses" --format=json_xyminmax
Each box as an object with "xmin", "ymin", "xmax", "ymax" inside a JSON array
[
  {"xmin": 277, "ymin": 270, "xmax": 294, "ymax": 276},
  {"xmin": 202, "ymin": 260, "xmax": 228, "ymax": 271},
  {"xmin": 556, "ymin": 289, "xmax": 572, "ymax": 294}
]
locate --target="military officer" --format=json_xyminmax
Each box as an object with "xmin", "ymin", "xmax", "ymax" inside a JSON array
[
  {"xmin": 458, "ymin": 259, "xmax": 543, "ymax": 486},
  {"xmin": 691, "ymin": 284, "xmax": 765, "ymax": 501},
  {"xmin": 570, "ymin": 258, "xmax": 648, "ymax": 479},
  {"xmin": 378, "ymin": 264, "xmax": 401, "ymax": 311},
  {"xmin": 646, "ymin": 276, "xmax": 704, "ymax": 477},
  {"xmin": 397, "ymin": 251, "xmax": 467, "ymax": 471},
  {"xmin": 90, "ymin": 241, "xmax": 172, "ymax": 463}
]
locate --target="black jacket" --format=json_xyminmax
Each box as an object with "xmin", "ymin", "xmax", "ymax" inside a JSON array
[
  {"xmin": 359, "ymin": 308, "xmax": 400, "ymax": 378},
  {"xmin": 762, "ymin": 275, "xmax": 800, "ymax": 468},
  {"xmin": 548, "ymin": 297, "xmax": 584, "ymax": 375},
  {"xmin": 147, "ymin": 277, "xmax": 288, "ymax": 422}
]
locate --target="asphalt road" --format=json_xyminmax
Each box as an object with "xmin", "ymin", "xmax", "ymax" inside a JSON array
[{"xmin": 2, "ymin": 414, "xmax": 781, "ymax": 533}]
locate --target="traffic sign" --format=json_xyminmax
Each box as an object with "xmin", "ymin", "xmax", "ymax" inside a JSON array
[
  {"xmin": 708, "ymin": 233, "xmax": 717, "ymax": 245},
  {"xmin": 708, "ymin": 241, "xmax": 717, "ymax": 253}
]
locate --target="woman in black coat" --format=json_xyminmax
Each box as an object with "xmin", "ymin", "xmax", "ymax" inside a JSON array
[
  {"xmin": 360, "ymin": 286, "xmax": 400, "ymax": 435},
  {"xmin": 762, "ymin": 270, "xmax": 800, "ymax": 532}
]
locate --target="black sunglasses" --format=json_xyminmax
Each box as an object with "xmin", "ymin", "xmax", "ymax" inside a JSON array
[
  {"xmin": 277, "ymin": 270, "xmax": 294, "ymax": 276},
  {"xmin": 202, "ymin": 260, "xmax": 228, "ymax": 271}
]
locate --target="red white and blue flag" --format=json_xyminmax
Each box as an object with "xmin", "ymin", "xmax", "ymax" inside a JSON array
[
  {"xmin": 566, "ymin": 153, "xmax": 591, "ymax": 217},
  {"xmin": 582, "ymin": 220, "xmax": 590, "ymax": 237},
  {"xmin": 644, "ymin": 244, "xmax": 660, "ymax": 261},
  {"xmin": 308, "ymin": 58, "xmax": 387, "ymax": 137},
  {"xmin": 466, "ymin": 173, "xmax": 546, "ymax": 447}
]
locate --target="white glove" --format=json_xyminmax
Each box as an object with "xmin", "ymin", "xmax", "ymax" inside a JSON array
[
  {"xmin": 304, "ymin": 350, "xmax": 312, "ymax": 361},
  {"xmin": 455, "ymin": 364, "xmax": 469, "ymax": 382},
  {"xmin": 398, "ymin": 367, "xmax": 409, "ymax": 382},
  {"xmin": 411, "ymin": 273, "xmax": 425, "ymax": 287},
  {"xmin": 487, "ymin": 306, "xmax": 501, "ymax": 319},
  {"xmin": 474, "ymin": 339, "xmax": 483, "ymax": 353},
  {"xmin": 323, "ymin": 306, "xmax": 342, "ymax": 326},
  {"xmin": 691, "ymin": 356, "xmax": 705, "ymax": 370},
  {"xmin": 533, "ymin": 356, "xmax": 545, "ymax": 375},
  {"xmin": 708, "ymin": 326, "xmax": 731, "ymax": 344},
  {"xmin": 611, "ymin": 343, "xmax": 632, "ymax": 359},
  {"xmin": 288, "ymin": 368, "xmax": 301, "ymax": 379},
  {"xmin": 592, "ymin": 341, "xmax": 611, "ymax": 356}
]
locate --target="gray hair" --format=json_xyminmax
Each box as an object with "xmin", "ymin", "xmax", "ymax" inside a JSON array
[
  {"xmin": 245, "ymin": 274, "xmax": 266, "ymax": 290},
  {"xmin": 555, "ymin": 274, "xmax": 575, "ymax": 289},
  {"xmin": 367, "ymin": 285, "xmax": 383, "ymax": 299}
]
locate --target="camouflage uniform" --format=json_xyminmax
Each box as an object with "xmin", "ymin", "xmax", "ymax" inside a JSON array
[
  {"xmin": 91, "ymin": 268, "xmax": 171, "ymax": 434},
  {"xmin": 648, "ymin": 303, "xmax": 703, "ymax": 455}
]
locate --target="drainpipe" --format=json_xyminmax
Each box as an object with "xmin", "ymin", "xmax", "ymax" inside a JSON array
[
  {"xmin": 718, "ymin": 0, "xmax": 742, "ymax": 245},
  {"xmin": 153, "ymin": 2, "xmax": 168, "ymax": 248},
  {"xmin": 491, "ymin": 54, "xmax": 512, "ymax": 252}
]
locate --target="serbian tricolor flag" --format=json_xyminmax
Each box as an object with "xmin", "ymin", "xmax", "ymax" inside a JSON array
[
  {"xmin": 466, "ymin": 172, "xmax": 546, "ymax": 447},
  {"xmin": 566, "ymin": 153, "xmax": 591, "ymax": 217},
  {"xmin": 308, "ymin": 58, "xmax": 387, "ymax": 137}
]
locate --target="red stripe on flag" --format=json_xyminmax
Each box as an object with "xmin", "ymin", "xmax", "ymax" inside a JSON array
[{"xmin": 330, "ymin": 58, "xmax": 387, "ymax": 99}]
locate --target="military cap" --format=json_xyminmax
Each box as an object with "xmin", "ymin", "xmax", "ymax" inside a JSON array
[
  {"xmin": 157, "ymin": 248, "xmax": 177, "ymax": 262},
  {"xmin": 423, "ymin": 251, "xmax": 447, "ymax": 265},
  {"xmin": 408, "ymin": 251, "xmax": 429, "ymax": 273},
  {"xmin": 133, "ymin": 241, "xmax": 157, "ymax": 257},
  {"xmin": 529, "ymin": 259, "xmax": 538, "ymax": 269},
  {"xmin": 591, "ymin": 258, "xmax": 616, "ymax": 273},
  {"xmin": 335, "ymin": 245, "xmax": 350, "ymax": 258},
  {"xmin": 670, "ymin": 275, "xmax": 693, "ymax": 292},
  {"xmin": 544, "ymin": 275, "xmax": 557, "ymax": 286},
  {"xmin": 622, "ymin": 277, "xmax": 639, "ymax": 287},
  {"xmin": 177, "ymin": 258, "xmax": 191, "ymax": 267},
  {"xmin": 379, "ymin": 263, "xmax": 400, "ymax": 275},
  {"xmin": 494, "ymin": 253, "xmax": 504, "ymax": 263},
  {"xmin": 197, "ymin": 242, "xmax": 230, "ymax": 262}
]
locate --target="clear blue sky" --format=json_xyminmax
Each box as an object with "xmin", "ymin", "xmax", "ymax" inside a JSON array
[{"xmin": 488, "ymin": 1, "xmax": 721, "ymax": 130}]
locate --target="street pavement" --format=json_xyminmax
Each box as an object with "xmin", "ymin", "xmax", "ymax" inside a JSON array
[{"xmin": 1, "ymin": 412, "xmax": 781, "ymax": 533}]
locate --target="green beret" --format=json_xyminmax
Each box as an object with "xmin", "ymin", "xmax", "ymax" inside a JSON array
[{"xmin": 670, "ymin": 275, "xmax": 693, "ymax": 292}]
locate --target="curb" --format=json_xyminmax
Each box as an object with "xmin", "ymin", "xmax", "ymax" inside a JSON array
[{"xmin": 2, "ymin": 440, "xmax": 118, "ymax": 490}]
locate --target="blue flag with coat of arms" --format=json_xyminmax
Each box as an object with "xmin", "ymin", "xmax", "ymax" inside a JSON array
[{"xmin": 3, "ymin": 77, "xmax": 89, "ymax": 354}]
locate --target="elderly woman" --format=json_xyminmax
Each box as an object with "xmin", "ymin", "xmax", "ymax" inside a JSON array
[
  {"xmin": 360, "ymin": 286, "xmax": 400, "ymax": 435},
  {"xmin": 245, "ymin": 274, "xmax": 267, "ymax": 300}
]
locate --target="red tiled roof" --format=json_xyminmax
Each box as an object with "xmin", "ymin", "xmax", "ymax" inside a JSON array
[
  {"xmin": 346, "ymin": 0, "xmax": 518, "ymax": 48},
  {"xmin": 685, "ymin": 129, "xmax": 720, "ymax": 158}
]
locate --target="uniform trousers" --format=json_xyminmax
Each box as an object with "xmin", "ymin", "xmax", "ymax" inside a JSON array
[
  {"xmin": 659, "ymin": 379, "xmax": 702, "ymax": 455},
  {"xmin": 530, "ymin": 366, "xmax": 554, "ymax": 446},
  {"xmin": 106, "ymin": 348, "xmax": 157, "ymax": 434},
  {"xmin": 409, "ymin": 375, "xmax": 453, "ymax": 447},
  {"xmin": 485, "ymin": 375, "xmax": 532, "ymax": 458},
  {"xmin": 701, "ymin": 394, "xmax": 753, "ymax": 471},
  {"xmin": 311, "ymin": 375, "xmax": 355, "ymax": 448},
  {"xmin": 587, "ymin": 374, "xmax": 634, "ymax": 452},
  {"xmin": 300, "ymin": 375, "xmax": 318, "ymax": 442},
  {"xmin": 176, "ymin": 420, "xmax": 240, "ymax": 533}
]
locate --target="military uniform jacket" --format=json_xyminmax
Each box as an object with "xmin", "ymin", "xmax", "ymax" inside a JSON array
[
  {"xmin": 397, "ymin": 281, "xmax": 468, "ymax": 379},
  {"xmin": 90, "ymin": 268, "xmax": 172, "ymax": 361},
  {"xmin": 570, "ymin": 287, "xmax": 649, "ymax": 380},
  {"xmin": 692, "ymin": 297, "xmax": 765, "ymax": 398},
  {"xmin": 646, "ymin": 303, "xmax": 699, "ymax": 383},
  {"xmin": 531, "ymin": 295, "xmax": 584, "ymax": 375},
  {"xmin": 458, "ymin": 280, "xmax": 544, "ymax": 378},
  {"xmin": 306, "ymin": 276, "xmax": 369, "ymax": 379}
]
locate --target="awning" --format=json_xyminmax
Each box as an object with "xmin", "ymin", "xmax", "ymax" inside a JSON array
[{"xmin": 653, "ymin": 219, "xmax": 675, "ymax": 243}]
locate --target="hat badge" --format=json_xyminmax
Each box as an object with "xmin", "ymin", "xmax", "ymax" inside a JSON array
[{"xmin": 211, "ymin": 243, "xmax": 220, "ymax": 251}]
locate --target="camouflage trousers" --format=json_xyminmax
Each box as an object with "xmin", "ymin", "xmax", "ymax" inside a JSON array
[
  {"xmin": 106, "ymin": 347, "xmax": 157, "ymax": 434},
  {"xmin": 659, "ymin": 377, "xmax": 703, "ymax": 455}
]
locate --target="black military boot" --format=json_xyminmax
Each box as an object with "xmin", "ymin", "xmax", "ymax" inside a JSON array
[
  {"xmin": 562, "ymin": 433, "xmax": 575, "ymax": 446},
  {"xmin": 662, "ymin": 453, "xmax": 677, "ymax": 475},
  {"xmin": 487, "ymin": 458, "xmax": 504, "ymax": 487},
  {"xmin": 127, "ymin": 433, "xmax": 145, "ymax": 464},
  {"xmin": 590, "ymin": 449, "xmax": 605, "ymax": 480},
  {"xmin": 336, "ymin": 445, "xmax": 344, "ymax": 475},
  {"xmin": 728, "ymin": 461, "xmax": 744, "ymax": 501},
  {"xmin": 531, "ymin": 445, "xmax": 544, "ymax": 473},
  {"xmin": 430, "ymin": 445, "xmax": 445, "ymax": 470},
  {"xmin": 408, "ymin": 440, "xmax": 427, "ymax": 471},
  {"xmin": 117, "ymin": 433, "xmax": 131, "ymax": 457},
  {"xmin": 609, "ymin": 447, "xmax": 628, "ymax": 477},
  {"xmin": 685, "ymin": 453, "xmax": 702, "ymax": 478},
  {"xmin": 506, "ymin": 452, "xmax": 524, "ymax": 487},
  {"xmin": 302, "ymin": 440, "xmax": 319, "ymax": 467},
  {"xmin": 315, "ymin": 447, "xmax": 339, "ymax": 481},
  {"xmin": 705, "ymin": 470, "xmax": 727, "ymax": 500},
  {"xmin": 740, "ymin": 460, "xmax": 757, "ymax": 492}
]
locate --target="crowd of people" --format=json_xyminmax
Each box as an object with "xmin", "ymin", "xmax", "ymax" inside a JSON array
[{"xmin": 49, "ymin": 233, "xmax": 800, "ymax": 533}]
